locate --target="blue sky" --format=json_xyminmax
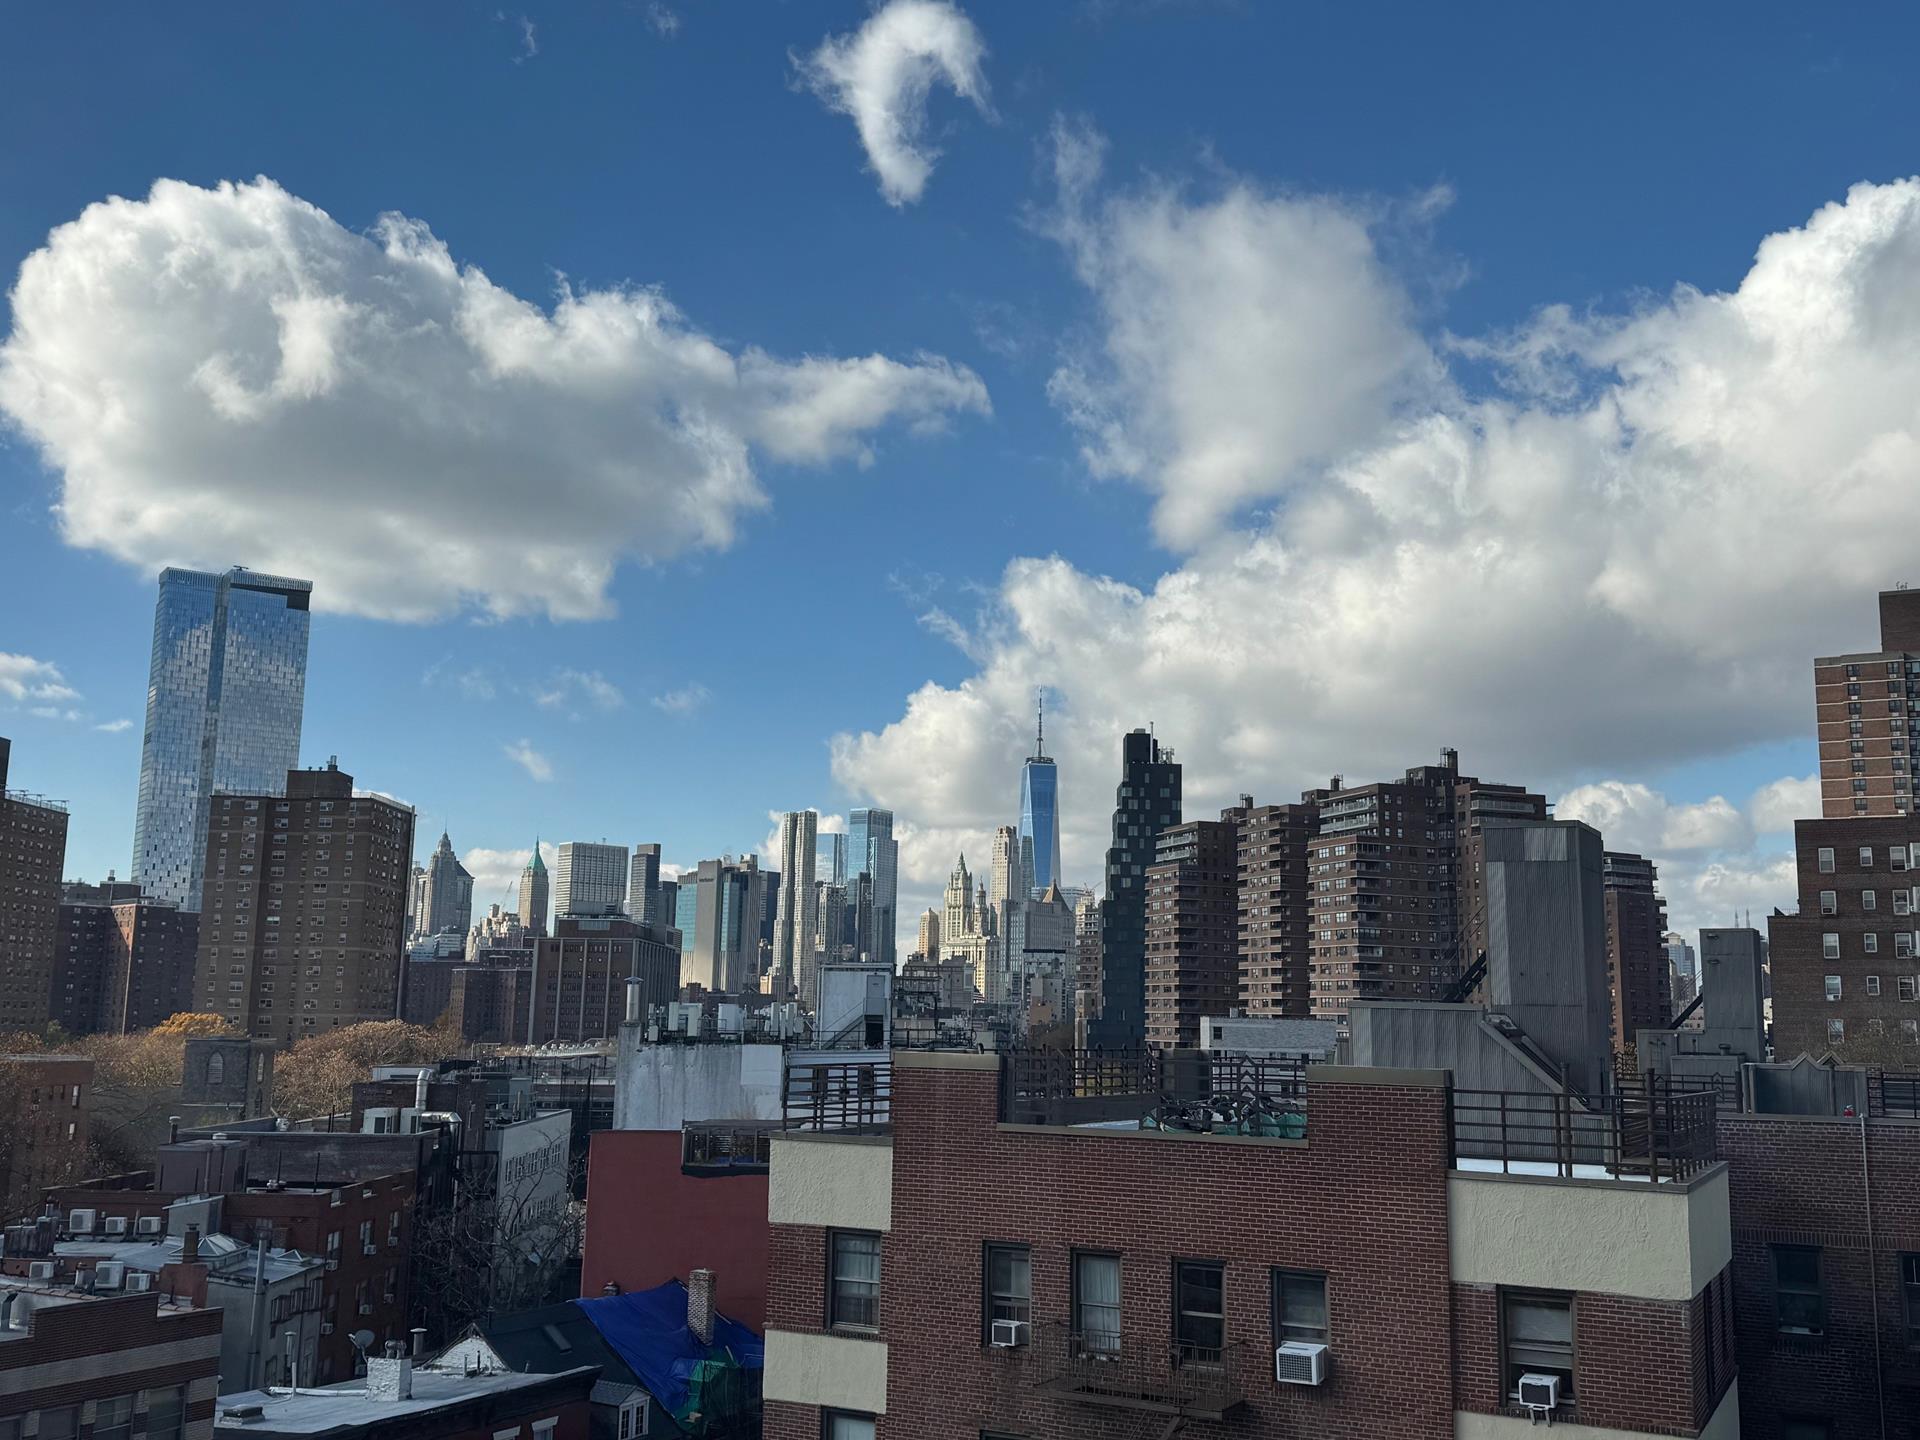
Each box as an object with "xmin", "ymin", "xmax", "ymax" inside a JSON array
[{"xmin": 5, "ymin": 2, "xmax": 1920, "ymax": 940}]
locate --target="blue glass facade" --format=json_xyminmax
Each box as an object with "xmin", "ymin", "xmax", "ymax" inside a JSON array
[
  {"xmin": 1019, "ymin": 756, "xmax": 1061, "ymax": 896},
  {"xmin": 132, "ymin": 567, "xmax": 311, "ymax": 911},
  {"xmin": 846, "ymin": 808, "xmax": 898, "ymax": 966}
]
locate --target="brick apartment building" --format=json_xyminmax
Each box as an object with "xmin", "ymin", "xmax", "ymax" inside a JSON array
[
  {"xmin": 0, "ymin": 1274, "xmax": 223, "ymax": 1440},
  {"xmin": 762, "ymin": 1052, "xmax": 1739, "ymax": 1440},
  {"xmin": 1604, "ymin": 851, "xmax": 1673, "ymax": 1051},
  {"xmin": 526, "ymin": 916, "xmax": 680, "ymax": 1044},
  {"xmin": 1769, "ymin": 822, "xmax": 1920, "ymax": 1055},
  {"xmin": 0, "ymin": 735, "xmax": 69, "ymax": 1033},
  {"xmin": 194, "ymin": 761, "xmax": 414, "ymax": 1044},
  {"xmin": 1143, "ymin": 818, "xmax": 1239, "ymax": 1050},
  {"xmin": 53, "ymin": 881, "xmax": 200, "ymax": 1036},
  {"xmin": 0, "ymin": 1054, "xmax": 92, "ymax": 1211},
  {"xmin": 1814, "ymin": 588, "xmax": 1920, "ymax": 818},
  {"xmin": 1235, "ymin": 800, "xmax": 1316, "ymax": 1018}
]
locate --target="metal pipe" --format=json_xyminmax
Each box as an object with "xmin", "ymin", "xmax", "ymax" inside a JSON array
[{"xmin": 1862, "ymin": 1109, "xmax": 1886, "ymax": 1440}]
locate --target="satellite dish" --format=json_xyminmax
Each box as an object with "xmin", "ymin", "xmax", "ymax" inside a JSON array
[{"xmin": 350, "ymin": 1329, "xmax": 376, "ymax": 1352}]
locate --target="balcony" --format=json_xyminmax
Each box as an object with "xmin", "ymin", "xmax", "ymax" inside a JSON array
[
  {"xmin": 1451, "ymin": 1079, "xmax": 1718, "ymax": 1182},
  {"xmin": 1031, "ymin": 1322, "xmax": 1248, "ymax": 1421},
  {"xmin": 782, "ymin": 1059, "xmax": 891, "ymax": 1135}
]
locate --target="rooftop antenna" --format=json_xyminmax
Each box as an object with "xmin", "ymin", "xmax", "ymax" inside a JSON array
[{"xmin": 1035, "ymin": 690, "xmax": 1045, "ymax": 759}]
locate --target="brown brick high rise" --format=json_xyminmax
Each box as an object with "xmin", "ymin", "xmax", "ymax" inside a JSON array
[
  {"xmin": 1235, "ymin": 799, "xmax": 1317, "ymax": 1017},
  {"xmin": 1603, "ymin": 851, "xmax": 1672, "ymax": 1052},
  {"xmin": 53, "ymin": 880, "xmax": 199, "ymax": 1035},
  {"xmin": 1143, "ymin": 817, "xmax": 1240, "ymax": 1049},
  {"xmin": 0, "ymin": 736, "xmax": 68, "ymax": 1032},
  {"xmin": 194, "ymin": 760, "xmax": 414, "ymax": 1043},
  {"xmin": 1814, "ymin": 587, "xmax": 1920, "ymax": 818}
]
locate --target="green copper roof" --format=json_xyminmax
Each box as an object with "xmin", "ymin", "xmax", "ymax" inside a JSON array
[{"xmin": 529, "ymin": 839, "xmax": 547, "ymax": 874}]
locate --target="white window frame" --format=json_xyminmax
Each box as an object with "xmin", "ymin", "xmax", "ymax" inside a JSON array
[
  {"xmin": 1819, "ymin": 847, "xmax": 1836, "ymax": 874},
  {"xmin": 1867, "ymin": 975, "xmax": 1882, "ymax": 997},
  {"xmin": 1823, "ymin": 933, "xmax": 1841, "ymax": 960},
  {"xmin": 1825, "ymin": 974, "xmax": 1843, "ymax": 1001}
]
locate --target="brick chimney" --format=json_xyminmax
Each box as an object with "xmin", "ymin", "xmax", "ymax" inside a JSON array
[
  {"xmin": 367, "ymin": 1343, "xmax": 414, "ymax": 1401},
  {"xmin": 181, "ymin": 1225, "xmax": 199, "ymax": 1265},
  {"xmin": 687, "ymin": 1268, "xmax": 715, "ymax": 1346}
]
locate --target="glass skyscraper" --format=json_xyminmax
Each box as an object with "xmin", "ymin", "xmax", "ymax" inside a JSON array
[
  {"xmin": 132, "ymin": 567, "xmax": 312, "ymax": 911},
  {"xmin": 846, "ymin": 808, "xmax": 898, "ymax": 967},
  {"xmin": 1019, "ymin": 704, "xmax": 1061, "ymax": 897}
]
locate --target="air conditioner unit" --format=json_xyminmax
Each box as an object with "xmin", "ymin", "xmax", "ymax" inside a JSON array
[
  {"xmin": 1274, "ymin": 1341, "xmax": 1329, "ymax": 1386},
  {"xmin": 358, "ymin": 1303, "xmax": 374, "ymax": 1315},
  {"xmin": 68, "ymin": 1208, "xmax": 97, "ymax": 1234},
  {"xmin": 363, "ymin": 1244, "xmax": 378, "ymax": 1256},
  {"xmin": 1518, "ymin": 1373, "xmax": 1562, "ymax": 1414},
  {"xmin": 989, "ymin": 1318, "xmax": 1029, "ymax": 1348},
  {"xmin": 103, "ymin": 1216, "xmax": 129, "ymax": 1237},
  {"xmin": 93, "ymin": 1262, "xmax": 127, "ymax": 1290},
  {"xmin": 321, "ymin": 1321, "xmax": 335, "ymax": 1335},
  {"xmin": 325, "ymin": 1259, "xmax": 339, "ymax": 1272},
  {"xmin": 27, "ymin": 1261, "xmax": 56, "ymax": 1281},
  {"xmin": 136, "ymin": 1216, "xmax": 163, "ymax": 1236},
  {"xmin": 126, "ymin": 1273, "xmax": 153, "ymax": 1293}
]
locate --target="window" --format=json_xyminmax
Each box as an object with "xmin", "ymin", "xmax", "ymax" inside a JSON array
[
  {"xmin": 1901, "ymin": 934, "xmax": 1916, "ymax": 958},
  {"xmin": 1866, "ymin": 890, "xmax": 1879, "ymax": 911},
  {"xmin": 1774, "ymin": 1245, "xmax": 1825, "ymax": 1336},
  {"xmin": 1862, "ymin": 847, "xmax": 1876, "ymax": 868},
  {"xmin": 1173, "ymin": 1260, "xmax": 1226, "ymax": 1364},
  {"xmin": 1867, "ymin": 933, "xmax": 1881, "ymax": 954},
  {"xmin": 1820, "ymin": 890, "xmax": 1838, "ymax": 915},
  {"xmin": 616, "ymin": 1399, "xmax": 647, "ymax": 1440},
  {"xmin": 1900, "ymin": 891, "xmax": 1915, "ymax": 917},
  {"xmin": 1272, "ymin": 1269, "xmax": 1329, "ymax": 1345},
  {"xmin": 1903, "ymin": 1253, "xmax": 1920, "ymax": 1347},
  {"xmin": 823, "ymin": 1414, "xmax": 876, "ymax": 1440},
  {"xmin": 829, "ymin": 1231, "xmax": 881, "ymax": 1331},
  {"xmin": 1781, "ymin": 1422, "xmax": 1833, "ymax": 1440},
  {"xmin": 1825, "ymin": 975, "xmax": 1843, "ymax": 1001},
  {"xmin": 1907, "ymin": 1019, "xmax": 1920, "ymax": 1042},
  {"xmin": 1828, "ymin": 1018, "xmax": 1846, "ymax": 1045},
  {"xmin": 90, "ymin": 1394, "xmax": 135, "ymax": 1440},
  {"xmin": 1823, "ymin": 934, "xmax": 1841, "ymax": 960},
  {"xmin": 1502, "ymin": 1291, "xmax": 1574, "ymax": 1399},
  {"xmin": 531, "ymin": 1421, "xmax": 557, "ymax": 1440},
  {"xmin": 1073, "ymin": 1252, "xmax": 1123, "ymax": 1356},
  {"xmin": 984, "ymin": 1244, "xmax": 1030, "ymax": 1336},
  {"xmin": 1896, "ymin": 849, "xmax": 1909, "ymax": 872},
  {"xmin": 1869, "ymin": 975, "xmax": 1883, "ymax": 997},
  {"xmin": 38, "ymin": 1410, "xmax": 79, "ymax": 1440},
  {"xmin": 1818, "ymin": 847, "xmax": 1836, "ymax": 873}
]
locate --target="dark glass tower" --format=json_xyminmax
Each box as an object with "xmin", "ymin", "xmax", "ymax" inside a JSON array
[
  {"xmin": 1019, "ymin": 696, "xmax": 1061, "ymax": 898},
  {"xmin": 1089, "ymin": 727, "xmax": 1181, "ymax": 1048}
]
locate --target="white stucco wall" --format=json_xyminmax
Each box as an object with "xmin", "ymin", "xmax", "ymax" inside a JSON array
[
  {"xmin": 1448, "ymin": 1165, "xmax": 1730, "ymax": 1301},
  {"xmin": 1454, "ymin": 1379, "xmax": 1739, "ymax": 1440},
  {"xmin": 762, "ymin": 1329, "xmax": 888, "ymax": 1414},
  {"xmin": 768, "ymin": 1134, "xmax": 892, "ymax": 1231},
  {"xmin": 611, "ymin": 1040, "xmax": 785, "ymax": 1130}
]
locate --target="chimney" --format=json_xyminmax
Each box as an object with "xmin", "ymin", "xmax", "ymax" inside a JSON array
[
  {"xmin": 411, "ymin": 1327, "xmax": 427, "ymax": 1360},
  {"xmin": 625, "ymin": 975, "xmax": 644, "ymax": 1024},
  {"xmin": 687, "ymin": 1268, "xmax": 715, "ymax": 1346},
  {"xmin": 182, "ymin": 1226, "xmax": 200, "ymax": 1265},
  {"xmin": 367, "ymin": 1350, "xmax": 414, "ymax": 1401}
]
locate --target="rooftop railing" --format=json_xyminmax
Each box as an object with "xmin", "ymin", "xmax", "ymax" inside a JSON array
[
  {"xmin": 781, "ymin": 1058, "xmax": 891, "ymax": 1135},
  {"xmin": 1452, "ymin": 1078, "xmax": 1718, "ymax": 1182},
  {"xmin": 999, "ymin": 1048, "xmax": 1307, "ymax": 1135},
  {"xmin": 1868, "ymin": 1071, "xmax": 1920, "ymax": 1118},
  {"xmin": 1031, "ymin": 1321, "xmax": 1248, "ymax": 1421}
]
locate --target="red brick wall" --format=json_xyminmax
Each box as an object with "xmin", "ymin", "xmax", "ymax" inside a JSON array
[
  {"xmin": 0, "ymin": 1292, "xmax": 222, "ymax": 1415},
  {"xmin": 581, "ymin": 1129, "xmax": 770, "ymax": 1332},
  {"xmin": 874, "ymin": 1063, "xmax": 1457, "ymax": 1440},
  {"xmin": 1720, "ymin": 1113, "xmax": 1920, "ymax": 1438}
]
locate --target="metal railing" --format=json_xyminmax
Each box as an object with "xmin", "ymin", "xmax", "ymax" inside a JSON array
[
  {"xmin": 681, "ymin": 1121, "xmax": 776, "ymax": 1173},
  {"xmin": 1869, "ymin": 1070, "xmax": 1920, "ymax": 1118},
  {"xmin": 999, "ymin": 1049, "xmax": 1307, "ymax": 1134},
  {"xmin": 782, "ymin": 1059, "xmax": 891, "ymax": 1134},
  {"xmin": 1452, "ymin": 1078, "xmax": 1718, "ymax": 1182},
  {"xmin": 1031, "ymin": 1321, "xmax": 1247, "ymax": 1420}
]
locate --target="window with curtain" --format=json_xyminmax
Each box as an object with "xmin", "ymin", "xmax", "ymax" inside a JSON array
[
  {"xmin": 823, "ymin": 1413, "xmax": 876, "ymax": 1440},
  {"xmin": 830, "ymin": 1231, "xmax": 881, "ymax": 1331},
  {"xmin": 1174, "ymin": 1260, "xmax": 1226, "ymax": 1364},
  {"xmin": 1502, "ymin": 1291, "xmax": 1574, "ymax": 1398},
  {"xmin": 1272, "ymin": 1270, "xmax": 1329, "ymax": 1344},
  {"xmin": 1073, "ymin": 1252, "xmax": 1122, "ymax": 1356}
]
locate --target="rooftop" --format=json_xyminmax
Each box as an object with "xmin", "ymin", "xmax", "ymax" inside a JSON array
[{"xmin": 215, "ymin": 1365, "xmax": 598, "ymax": 1433}]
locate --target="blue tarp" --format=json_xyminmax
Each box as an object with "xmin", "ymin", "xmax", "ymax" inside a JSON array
[{"xmin": 573, "ymin": 1280, "xmax": 764, "ymax": 1419}]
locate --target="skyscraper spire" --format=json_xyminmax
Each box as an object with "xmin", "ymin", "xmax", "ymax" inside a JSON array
[{"xmin": 1035, "ymin": 689, "xmax": 1045, "ymax": 759}]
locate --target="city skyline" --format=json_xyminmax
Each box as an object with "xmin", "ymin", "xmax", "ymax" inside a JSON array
[{"xmin": 10, "ymin": 4, "xmax": 1920, "ymax": 955}]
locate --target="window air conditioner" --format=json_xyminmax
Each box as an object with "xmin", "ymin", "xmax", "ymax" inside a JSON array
[
  {"xmin": 359, "ymin": 1302, "xmax": 374, "ymax": 1315},
  {"xmin": 1274, "ymin": 1341, "xmax": 1329, "ymax": 1386},
  {"xmin": 321, "ymin": 1321, "xmax": 335, "ymax": 1335},
  {"xmin": 68, "ymin": 1208, "xmax": 97, "ymax": 1234},
  {"xmin": 989, "ymin": 1319, "xmax": 1029, "ymax": 1348},
  {"xmin": 1518, "ymin": 1373, "xmax": 1562, "ymax": 1413},
  {"xmin": 103, "ymin": 1216, "xmax": 129, "ymax": 1237},
  {"xmin": 126, "ymin": 1273, "xmax": 153, "ymax": 1293},
  {"xmin": 93, "ymin": 1262, "xmax": 127, "ymax": 1290},
  {"xmin": 136, "ymin": 1216, "xmax": 163, "ymax": 1236},
  {"xmin": 27, "ymin": 1261, "xmax": 56, "ymax": 1281}
]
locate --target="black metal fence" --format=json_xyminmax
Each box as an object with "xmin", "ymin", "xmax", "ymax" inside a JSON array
[
  {"xmin": 999, "ymin": 1049, "xmax": 1307, "ymax": 1134},
  {"xmin": 1869, "ymin": 1070, "xmax": 1920, "ymax": 1118},
  {"xmin": 1452, "ymin": 1078, "xmax": 1718, "ymax": 1182},
  {"xmin": 782, "ymin": 1058, "xmax": 892, "ymax": 1134},
  {"xmin": 1030, "ymin": 1321, "xmax": 1248, "ymax": 1421}
]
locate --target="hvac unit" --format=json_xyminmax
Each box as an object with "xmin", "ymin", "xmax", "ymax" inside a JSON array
[
  {"xmin": 67, "ymin": 1208, "xmax": 97, "ymax": 1234},
  {"xmin": 103, "ymin": 1216, "xmax": 129, "ymax": 1237},
  {"xmin": 321, "ymin": 1321, "xmax": 335, "ymax": 1336},
  {"xmin": 989, "ymin": 1319, "xmax": 1029, "ymax": 1348},
  {"xmin": 1274, "ymin": 1341, "xmax": 1330, "ymax": 1386},
  {"xmin": 363, "ymin": 1244, "xmax": 379, "ymax": 1256},
  {"xmin": 136, "ymin": 1216, "xmax": 163, "ymax": 1236},
  {"xmin": 126, "ymin": 1273, "xmax": 153, "ymax": 1293},
  {"xmin": 1518, "ymin": 1373, "xmax": 1562, "ymax": 1415},
  {"xmin": 26, "ymin": 1261, "xmax": 56, "ymax": 1281},
  {"xmin": 93, "ymin": 1262, "xmax": 127, "ymax": 1290},
  {"xmin": 359, "ymin": 1303, "xmax": 374, "ymax": 1315}
]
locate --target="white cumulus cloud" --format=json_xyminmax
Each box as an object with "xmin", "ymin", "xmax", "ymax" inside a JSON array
[
  {"xmin": 0, "ymin": 177, "xmax": 989, "ymax": 621},
  {"xmin": 797, "ymin": 0, "xmax": 991, "ymax": 207},
  {"xmin": 651, "ymin": 683, "xmax": 711, "ymax": 716},
  {"xmin": 1750, "ymin": 773, "xmax": 1821, "ymax": 835},
  {"xmin": 0, "ymin": 653, "xmax": 81, "ymax": 704},
  {"xmin": 836, "ymin": 153, "xmax": 1920, "ymax": 948},
  {"xmin": 535, "ymin": 669, "xmax": 625, "ymax": 712},
  {"xmin": 503, "ymin": 739, "xmax": 553, "ymax": 782}
]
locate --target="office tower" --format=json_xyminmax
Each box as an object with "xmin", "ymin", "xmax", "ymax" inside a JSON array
[
  {"xmin": 1019, "ymin": 695, "xmax": 1061, "ymax": 896},
  {"xmin": 1143, "ymin": 818, "xmax": 1240, "ymax": 1050},
  {"xmin": 193, "ymin": 760, "xmax": 414, "ymax": 1043},
  {"xmin": 415, "ymin": 831, "xmax": 475, "ymax": 939},
  {"xmin": 989, "ymin": 826, "xmax": 1021, "ymax": 914},
  {"xmin": 518, "ymin": 842, "xmax": 550, "ymax": 937},
  {"xmin": 0, "ymin": 737, "xmax": 68, "ymax": 1030},
  {"xmin": 1072, "ymin": 890, "xmax": 1103, "ymax": 1031},
  {"xmin": 684, "ymin": 855, "xmax": 771, "ymax": 993},
  {"xmin": 1602, "ymin": 851, "xmax": 1673, "ymax": 1049},
  {"xmin": 917, "ymin": 908, "xmax": 941, "ymax": 963},
  {"xmin": 527, "ymin": 916, "xmax": 680, "ymax": 1043},
  {"xmin": 628, "ymin": 843, "xmax": 664, "ymax": 924},
  {"xmin": 52, "ymin": 880, "xmax": 199, "ymax": 1035},
  {"xmin": 1089, "ymin": 728, "xmax": 1182, "ymax": 1048},
  {"xmin": 1665, "ymin": 931, "xmax": 1699, "ymax": 1007},
  {"xmin": 773, "ymin": 811, "xmax": 819, "ymax": 1002},
  {"xmin": 656, "ymin": 878, "xmax": 679, "ymax": 935},
  {"xmin": 1813, "ymin": 588, "xmax": 1920, "ymax": 818},
  {"xmin": 132, "ymin": 567, "xmax": 312, "ymax": 911},
  {"xmin": 847, "ymin": 807, "xmax": 898, "ymax": 966},
  {"xmin": 846, "ymin": 871, "xmax": 875, "ymax": 964},
  {"xmin": 405, "ymin": 865, "xmax": 428, "ymax": 933},
  {"xmin": 816, "ymin": 832, "xmax": 848, "ymax": 886},
  {"xmin": 1234, "ymin": 797, "xmax": 1319, "ymax": 1017},
  {"xmin": 943, "ymin": 854, "xmax": 975, "ymax": 948},
  {"xmin": 815, "ymin": 880, "xmax": 848, "ymax": 966},
  {"xmin": 554, "ymin": 841, "xmax": 628, "ymax": 918}
]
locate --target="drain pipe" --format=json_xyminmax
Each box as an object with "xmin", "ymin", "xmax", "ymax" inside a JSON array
[{"xmin": 1861, "ymin": 1108, "xmax": 1885, "ymax": 1440}]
